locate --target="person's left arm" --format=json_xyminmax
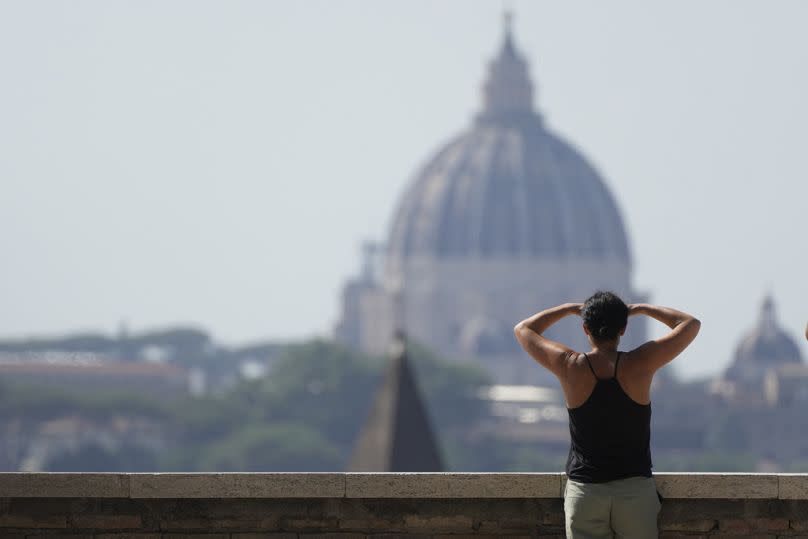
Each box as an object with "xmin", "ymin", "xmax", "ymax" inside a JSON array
[{"xmin": 513, "ymin": 303, "xmax": 581, "ymax": 377}]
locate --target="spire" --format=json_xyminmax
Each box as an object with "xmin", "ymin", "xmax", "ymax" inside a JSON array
[
  {"xmin": 478, "ymin": 10, "xmax": 537, "ymax": 124},
  {"xmin": 502, "ymin": 9, "xmax": 516, "ymax": 55},
  {"xmin": 759, "ymin": 293, "xmax": 778, "ymax": 335},
  {"xmin": 346, "ymin": 331, "xmax": 444, "ymax": 471}
]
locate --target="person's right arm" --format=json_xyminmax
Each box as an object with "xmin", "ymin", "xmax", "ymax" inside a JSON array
[{"xmin": 628, "ymin": 303, "xmax": 701, "ymax": 373}]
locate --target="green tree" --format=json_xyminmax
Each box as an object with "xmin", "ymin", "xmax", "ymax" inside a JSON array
[
  {"xmin": 248, "ymin": 339, "xmax": 381, "ymax": 453},
  {"xmin": 197, "ymin": 423, "xmax": 341, "ymax": 471},
  {"xmin": 404, "ymin": 339, "xmax": 491, "ymax": 431},
  {"xmin": 46, "ymin": 443, "xmax": 158, "ymax": 472}
]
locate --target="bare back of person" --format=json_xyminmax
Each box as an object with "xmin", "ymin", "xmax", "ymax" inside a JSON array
[
  {"xmin": 563, "ymin": 349, "xmax": 652, "ymax": 409},
  {"xmin": 514, "ymin": 292, "xmax": 700, "ymax": 539}
]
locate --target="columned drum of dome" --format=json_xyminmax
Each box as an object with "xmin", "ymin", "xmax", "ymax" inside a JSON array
[{"xmin": 336, "ymin": 16, "xmax": 647, "ymax": 384}]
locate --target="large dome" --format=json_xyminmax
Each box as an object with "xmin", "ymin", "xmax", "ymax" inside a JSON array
[
  {"xmin": 335, "ymin": 15, "xmax": 648, "ymax": 382},
  {"xmin": 387, "ymin": 19, "xmax": 630, "ymax": 263}
]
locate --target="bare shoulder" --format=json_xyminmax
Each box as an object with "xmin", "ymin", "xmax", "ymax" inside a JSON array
[
  {"xmin": 620, "ymin": 347, "xmax": 654, "ymax": 375},
  {"xmin": 551, "ymin": 350, "xmax": 588, "ymax": 386},
  {"xmin": 562, "ymin": 351, "xmax": 584, "ymax": 372},
  {"xmin": 562, "ymin": 351, "xmax": 599, "ymax": 385},
  {"xmin": 623, "ymin": 324, "xmax": 699, "ymax": 374},
  {"xmin": 556, "ymin": 352, "xmax": 597, "ymax": 407}
]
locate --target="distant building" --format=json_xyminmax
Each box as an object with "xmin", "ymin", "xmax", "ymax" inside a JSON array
[
  {"xmin": 336, "ymin": 15, "xmax": 646, "ymax": 383},
  {"xmin": 719, "ymin": 295, "xmax": 804, "ymax": 402},
  {"xmin": 764, "ymin": 364, "xmax": 808, "ymax": 408},
  {"xmin": 0, "ymin": 327, "xmax": 273, "ymax": 395},
  {"xmin": 0, "ymin": 360, "xmax": 190, "ymax": 396}
]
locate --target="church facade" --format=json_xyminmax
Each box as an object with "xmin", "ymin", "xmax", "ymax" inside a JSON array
[{"xmin": 336, "ymin": 18, "xmax": 647, "ymax": 384}]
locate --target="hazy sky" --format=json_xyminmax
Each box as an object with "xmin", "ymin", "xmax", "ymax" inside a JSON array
[{"xmin": 1, "ymin": 1, "xmax": 805, "ymax": 379}]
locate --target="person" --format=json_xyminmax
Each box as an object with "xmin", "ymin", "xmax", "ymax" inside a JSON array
[{"xmin": 514, "ymin": 291, "xmax": 700, "ymax": 539}]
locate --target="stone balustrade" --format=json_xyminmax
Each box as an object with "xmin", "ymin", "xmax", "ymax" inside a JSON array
[{"xmin": 1, "ymin": 473, "xmax": 807, "ymax": 537}]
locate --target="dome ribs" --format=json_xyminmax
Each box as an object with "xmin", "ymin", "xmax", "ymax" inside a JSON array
[
  {"xmin": 435, "ymin": 134, "xmax": 481, "ymax": 256},
  {"xmin": 537, "ymin": 131, "xmax": 578, "ymax": 257},
  {"xmin": 387, "ymin": 123, "xmax": 633, "ymax": 261},
  {"xmin": 479, "ymin": 130, "xmax": 519, "ymax": 256}
]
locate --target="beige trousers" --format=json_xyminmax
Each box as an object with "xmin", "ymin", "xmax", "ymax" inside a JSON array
[{"xmin": 564, "ymin": 476, "xmax": 661, "ymax": 539}]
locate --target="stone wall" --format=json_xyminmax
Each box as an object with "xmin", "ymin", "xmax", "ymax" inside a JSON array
[{"xmin": 1, "ymin": 473, "xmax": 807, "ymax": 537}]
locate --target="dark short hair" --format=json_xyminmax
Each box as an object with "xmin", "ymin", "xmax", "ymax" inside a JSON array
[{"xmin": 582, "ymin": 291, "xmax": 628, "ymax": 341}]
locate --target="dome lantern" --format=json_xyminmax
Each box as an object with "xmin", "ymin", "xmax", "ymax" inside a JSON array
[
  {"xmin": 759, "ymin": 294, "xmax": 778, "ymax": 336},
  {"xmin": 478, "ymin": 11, "xmax": 538, "ymax": 125}
]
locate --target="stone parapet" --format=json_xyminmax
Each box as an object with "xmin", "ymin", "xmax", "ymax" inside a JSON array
[{"xmin": 1, "ymin": 473, "xmax": 807, "ymax": 537}]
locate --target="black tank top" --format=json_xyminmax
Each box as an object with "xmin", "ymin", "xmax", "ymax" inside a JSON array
[{"xmin": 565, "ymin": 352, "xmax": 653, "ymax": 483}]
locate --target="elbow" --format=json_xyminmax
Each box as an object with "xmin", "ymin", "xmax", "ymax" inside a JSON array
[{"xmin": 513, "ymin": 323, "xmax": 527, "ymax": 342}]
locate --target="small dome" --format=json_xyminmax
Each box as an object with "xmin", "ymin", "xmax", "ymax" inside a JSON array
[
  {"xmin": 726, "ymin": 295, "xmax": 803, "ymax": 382},
  {"xmin": 387, "ymin": 16, "xmax": 630, "ymax": 263}
]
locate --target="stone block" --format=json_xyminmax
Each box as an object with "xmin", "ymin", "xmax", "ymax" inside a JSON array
[
  {"xmin": 660, "ymin": 499, "xmax": 745, "ymax": 524},
  {"xmin": 345, "ymin": 473, "xmax": 561, "ymax": 498},
  {"xmin": 231, "ymin": 534, "xmax": 298, "ymax": 539},
  {"xmin": 160, "ymin": 517, "xmax": 278, "ymax": 531},
  {"xmin": 660, "ymin": 519, "xmax": 716, "ymax": 532},
  {"xmin": 476, "ymin": 519, "xmax": 510, "ymax": 532},
  {"xmin": 281, "ymin": 517, "xmax": 341, "ymax": 530},
  {"xmin": 69, "ymin": 513, "xmax": 143, "ymax": 529},
  {"xmin": 0, "ymin": 513, "xmax": 67, "ymax": 528},
  {"xmin": 654, "ymin": 473, "xmax": 778, "ymax": 499},
  {"xmin": 719, "ymin": 517, "xmax": 788, "ymax": 531},
  {"xmin": 537, "ymin": 505, "xmax": 565, "ymax": 527},
  {"xmin": 0, "ymin": 473, "xmax": 129, "ymax": 498},
  {"xmin": 370, "ymin": 535, "xmax": 432, "ymax": 539},
  {"xmin": 298, "ymin": 534, "xmax": 367, "ymax": 539},
  {"xmin": 130, "ymin": 473, "xmax": 344, "ymax": 498},
  {"xmin": 161, "ymin": 534, "xmax": 230, "ymax": 539},
  {"xmin": 338, "ymin": 517, "xmax": 401, "ymax": 530},
  {"xmin": 783, "ymin": 500, "xmax": 808, "ymax": 528},
  {"xmin": 433, "ymin": 535, "xmax": 533, "ymax": 539},
  {"xmin": 403, "ymin": 514, "xmax": 474, "ymax": 531},
  {"xmin": 95, "ymin": 534, "xmax": 161, "ymax": 539},
  {"xmin": 780, "ymin": 474, "xmax": 808, "ymax": 500}
]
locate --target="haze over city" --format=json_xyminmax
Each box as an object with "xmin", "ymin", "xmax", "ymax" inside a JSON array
[{"xmin": 1, "ymin": 1, "xmax": 806, "ymax": 380}]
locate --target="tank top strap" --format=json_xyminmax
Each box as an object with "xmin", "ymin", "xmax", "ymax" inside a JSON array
[
  {"xmin": 582, "ymin": 353, "xmax": 599, "ymax": 380},
  {"xmin": 613, "ymin": 351, "xmax": 622, "ymax": 378}
]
